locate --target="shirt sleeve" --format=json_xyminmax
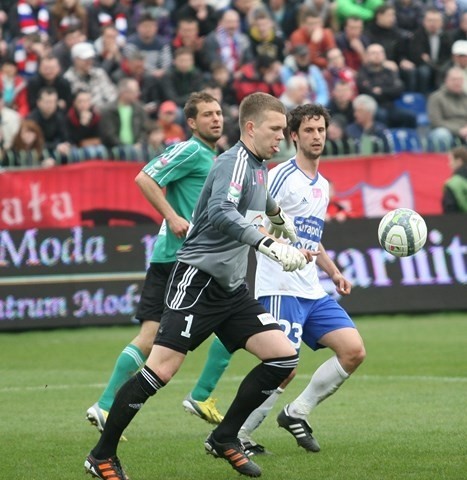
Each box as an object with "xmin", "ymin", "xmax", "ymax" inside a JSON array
[{"xmin": 142, "ymin": 141, "xmax": 199, "ymax": 187}]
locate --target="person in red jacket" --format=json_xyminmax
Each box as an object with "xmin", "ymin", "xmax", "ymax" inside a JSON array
[
  {"xmin": 0, "ymin": 58, "xmax": 29, "ymax": 117},
  {"xmin": 289, "ymin": 7, "xmax": 336, "ymax": 69},
  {"xmin": 233, "ymin": 54, "xmax": 284, "ymax": 103}
]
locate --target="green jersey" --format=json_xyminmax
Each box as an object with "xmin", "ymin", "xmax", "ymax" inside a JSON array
[{"xmin": 142, "ymin": 136, "xmax": 216, "ymax": 263}]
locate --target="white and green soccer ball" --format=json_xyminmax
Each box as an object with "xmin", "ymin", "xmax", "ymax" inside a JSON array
[{"xmin": 378, "ymin": 208, "xmax": 427, "ymax": 257}]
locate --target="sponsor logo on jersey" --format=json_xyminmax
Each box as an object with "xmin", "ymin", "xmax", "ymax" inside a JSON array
[
  {"xmin": 295, "ymin": 216, "xmax": 324, "ymax": 243},
  {"xmin": 227, "ymin": 181, "xmax": 242, "ymax": 203}
]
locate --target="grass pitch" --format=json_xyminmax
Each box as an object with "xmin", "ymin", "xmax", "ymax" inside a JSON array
[{"xmin": 1, "ymin": 312, "xmax": 466, "ymax": 480}]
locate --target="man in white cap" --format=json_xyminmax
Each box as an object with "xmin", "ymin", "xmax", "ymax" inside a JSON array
[
  {"xmin": 64, "ymin": 42, "xmax": 117, "ymax": 111},
  {"xmin": 451, "ymin": 40, "xmax": 467, "ymax": 93}
]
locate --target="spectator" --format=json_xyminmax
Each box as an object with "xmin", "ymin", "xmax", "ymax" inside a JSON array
[
  {"xmin": 323, "ymin": 47, "xmax": 357, "ymax": 96},
  {"xmin": 335, "ymin": 16, "xmax": 370, "ymax": 71},
  {"xmin": 440, "ymin": 39, "xmax": 467, "ymax": 92},
  {"xmin": 27, "ymin": 86, "xmax": 70, "ymax": 157},
  {"xmin": 280, "ymin": 44, "xmax": 330, "ymax": 105},
  {"xmin": 442, "ymin": 145, "xmax": 467, "ymax": 212},
  {"xmin": 336, "ymin": 0, "xmax": 383, "ymax": 23},
  {"xmin": 357, "ymin": 43, "xmax": 417, "ymax": 128},
  {"xmin": 279, "ymin": 75, "xmax": 312, "ymax": 111},
  {"xmin": 140, "ymin": 121, "xmax": 166, "ymax": 161},
  {"xmin": 427, "ymin": 66, "xmax": 467, "ymax": 147},
  {"xmin": 430, "ymin": 0, "xmax": 462, "ymax": 31},
  {"xmin": 156, "ymin": 99, "xmax": 186, "ymax": 146},
  {"xmin": 51, "ymin": 25, "xmax": 85, "ymax": 72},
  {"xmin": 86, "ymin": 0, "xmax": 129, "ymax": 42},
  {"xmin": 346, "ymin": 94, "xmax": 392, "ymax": 153},
  {"xmin": 126, "ymin": 13, "xmax": 172, "ymax": 77},
  {"xmin": 0, "ymin": 92, "xmax": 21, "ymax": 149},
  {"xmin": 49, "ymin": 0, "xmax": 87, "ymax": 42},
  {"xmin": 392, "ymin": 0, "xmax": 425, "ymax": 38},
  {"xmin": 406, "ymin": 8, "xmax": 452, "ymax": 94},
  {"xmin": 174, "ymin": 0, "xmax": 218, "ymax": 37},
  {"xmin": 289, "ymin": 7, "xmax": 336, "ymax": 69},
  {"xmin": 230, "ymin": 0, "xmax": 258, "ymax": 33},
  {"xmin": 210, "ymin": 61, "xmax": 238, "ymax": 108},
  {"xmin": 94, "ymin": 24, "xmax": 124, "ymax": 78},
  {"xmin": 66, "ymin": 90, "xmax": 101, "ymax": 147},
  {"xmin": 171, "ymin": 17, "xmax": 207, "ymax": 72},
  {"xmin": 365, "ymin": 4, "xmax": 417, "ymax": 89},
  {"xmin": 2, "ymin": 118, "xmax": 54, "ymax": 167},
  {"xmin": 0, "ymin": 58, "xmax": 29, "ymax": 116},
  {"xmin": 302, "ymin": 0, "xmax": 339, "ymax": 31},
  {"xmin": 451, "ymin": 11, "xmax": 467, "ymax": 43},
  {"xmin": 264, "ymin": 0, "xmax": 299, "ymax": 38},
  {"xmin": 12, "ymin": 32, "xmax": 45, "ymax": 79},
  {"xmin": 365, "ymin": 5, "xmax": 407, "ymax": 67},
  {"xmin": 247, "ymin": 7, "xmax": 285, "ymax": 62},
  {"xmin": 132, "ymin": 0, "xmax": 173, "ymax": 44},
  {"xmin": 112, "ymin": 49, "xmax": 163, "ymax": 118},
  {"xmin": 159, "ymin": 47, "xmax": 204, "ymax": 108},
  {"xmin": 27, "ymin": 54, "xmax": 73, "ymax": 111},
  {"xmin": 233, "ymin": 54, "xmax": 284, "ymax": 103},
  {"xmin": 99, "ymin": 78, "xmax": 150, "ymax": 149},
  {"xmin": 8, "ymin": 0, "xmax": 50, "ymax": 41},
  {"xmin": 64, "ymin": 41, "xmax": 117, "ymax": 111},
  {"xmin": 202, "ymin": 9, "xmax": 253, "ymax": 74},
  {"xmin": 326, "ymin": 116, "xmax": 350, "ymax": 143},
  {"xmin": 327, "ymin": 80, "xmax": 355, "ymax": 127}
]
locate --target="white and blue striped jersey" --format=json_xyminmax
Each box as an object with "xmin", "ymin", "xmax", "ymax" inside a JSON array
[{"xmin": 255, "ymin": 158, "xmax": 329, "ymax": 300}]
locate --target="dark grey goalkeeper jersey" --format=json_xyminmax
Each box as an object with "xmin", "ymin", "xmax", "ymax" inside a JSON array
[{"xmin": 177, "ymin": 141, "xmax": 278, "ymax": 292}]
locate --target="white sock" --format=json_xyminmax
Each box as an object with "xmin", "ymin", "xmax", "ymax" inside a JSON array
[
  {"xmin": 288, "ymin": 356, "xmax": 349, "ymax": 419},
  {"xmin": 239, "ymin": 387, "xmax": 284, "ymax": 440}
]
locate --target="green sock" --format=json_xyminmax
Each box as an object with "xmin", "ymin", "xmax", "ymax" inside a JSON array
[
  {"xmin": 191, "ymin": 336, "xmax": 232, "ymax": 401},
  {"xmin": 98, "ymin": 344, "xmax": 147, "ymax": 411}
]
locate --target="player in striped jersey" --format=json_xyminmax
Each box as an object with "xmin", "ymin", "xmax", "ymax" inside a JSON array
[
  {"xmin": 184, "ymin": 103, "xmax": 366, "ymax": 455},
  {"xmin": 85, "ymin": 92, "xmax": 224, "ymax": 438}
]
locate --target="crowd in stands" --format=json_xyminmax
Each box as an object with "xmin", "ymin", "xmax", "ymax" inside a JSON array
[{"xmin": 0, "ymin": 0, "xmax": 467, "ymax": 168}]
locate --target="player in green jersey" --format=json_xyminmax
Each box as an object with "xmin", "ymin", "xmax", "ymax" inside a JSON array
[{"xmin": 86, "ymin": 92, "xmax": 224, "ymax": 434}]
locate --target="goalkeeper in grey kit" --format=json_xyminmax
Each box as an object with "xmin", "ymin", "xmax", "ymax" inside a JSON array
[{"xmin": 84, "ymin": 92, "xmax": 316, "ymax": 479}]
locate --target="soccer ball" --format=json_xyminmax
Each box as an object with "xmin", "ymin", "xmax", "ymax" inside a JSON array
[{"xmin": 378, "ymin": 208, "xmax": 427, "ymax": 257}]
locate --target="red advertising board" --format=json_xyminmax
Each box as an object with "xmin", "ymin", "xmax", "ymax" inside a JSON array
[{"xmin": 0, "ymin": 154, "xmax": 451, "ymax": 230}]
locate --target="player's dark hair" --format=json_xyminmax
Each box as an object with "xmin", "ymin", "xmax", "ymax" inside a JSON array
[
  {"xmin": 288, "ymin": 104, "xmax": 331, "ymax": 134},
  {"xmin": 184, "ymin": 91, "xmax": 219, "ymax": 121}
]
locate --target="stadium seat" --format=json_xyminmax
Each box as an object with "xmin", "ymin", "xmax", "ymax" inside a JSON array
[
  {"xmin": 395, "ymin": 92, "xmax": 430, "ymax": 127},
  {"xmin": 388, "ymin": 128, "xmax": 423, "ymax": 153}
]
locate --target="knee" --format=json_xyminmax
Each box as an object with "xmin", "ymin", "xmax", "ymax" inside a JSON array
[{"xmin": 339, "ymin": 344, "xmax": 366, "ymax": 374}]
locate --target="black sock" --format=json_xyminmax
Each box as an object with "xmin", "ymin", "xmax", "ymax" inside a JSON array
[
  {"xmin": 213, "ymin": 354, "xmax": 298, "ymax": 442},
  {"xmin": 92, "ymin": 366, "xmax": 165, "ymax": 459}
]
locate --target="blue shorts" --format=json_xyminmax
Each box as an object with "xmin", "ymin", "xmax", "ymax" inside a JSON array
[{"xmin": 258, "ymin": 295, "xmax": 355, "ymax": 351}]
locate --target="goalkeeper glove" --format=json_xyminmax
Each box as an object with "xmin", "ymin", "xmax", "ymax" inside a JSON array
[
  {"xmin": 256, "ymin": 238, "xmax": 307, "ymax": 272},
  {"xmin": 267, "ymin": 207, "xmax": 298, "ymax": 243}
]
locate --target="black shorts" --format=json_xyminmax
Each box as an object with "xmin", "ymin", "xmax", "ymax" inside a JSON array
[
  {"xmin": 135, "ymin": 262, "xmax": 176, "ymax": 323},
  {"xmin": 155, "ymin": 262, "xmax": 282, "ymax": 354}
]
